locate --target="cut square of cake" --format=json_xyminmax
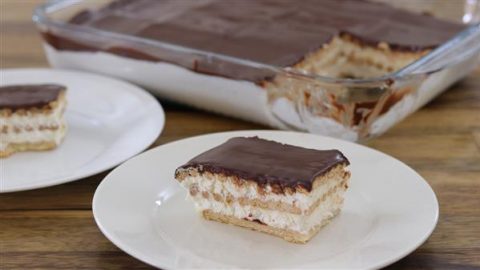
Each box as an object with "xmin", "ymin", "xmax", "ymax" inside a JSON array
[
  {"xmin": 0, "ymin": 84, "xmax": 67, "ymax": 157},
  {"xmin": 175, "ymin": 137, "xmax": 351, "ymax": 243}
]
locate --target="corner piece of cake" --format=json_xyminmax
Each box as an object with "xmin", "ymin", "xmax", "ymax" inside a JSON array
[
  {"xmin": 175, "ymin": 137, "xmax": 350, "ymax": 243},
  {"xmin": 0, "ymin": 84, "xmax": 67, "ymax": 157}
]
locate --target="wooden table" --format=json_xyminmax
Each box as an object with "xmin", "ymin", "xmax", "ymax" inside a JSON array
[{"xmin": 1, "ymin": 1, "xmax": 479, "ymax": 269}]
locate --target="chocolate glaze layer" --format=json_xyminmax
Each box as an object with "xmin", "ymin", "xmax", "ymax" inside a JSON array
[
  {"xmin": 176, "ymin": 137, "xmax": 349, "ymax": 192},
  {"xmin": 0, "ymin": 84, "xmax": 65, "ymax": 110},
  {"xmin": 60, "ymin": 0, "xmax": 464, "ymax": 67}
]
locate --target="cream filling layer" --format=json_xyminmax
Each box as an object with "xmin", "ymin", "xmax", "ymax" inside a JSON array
[
  {"xmin": 189, "ymin": 188, "xmax": 345, "ymax": 234},
  {"xmin": 0, "ymin": 103, "xmax": 66, "ymax": 150},
  {"xmin": 179, "ymin": 174, "xmax": 342, "ymax": 213}
]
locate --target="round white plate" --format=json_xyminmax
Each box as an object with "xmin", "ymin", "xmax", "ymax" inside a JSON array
[
  {"xmin": 93, "ymin": 130, "xmax": 438, "ymax": 269},
  {"xmin": 1, "ymin": 68, "xmax": 165, "ymax": 193}
]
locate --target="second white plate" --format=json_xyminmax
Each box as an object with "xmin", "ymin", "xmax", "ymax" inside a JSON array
[
  {"xmin": 1, "ymin": 68, "xmax": 165, "ymax": 192},
  {"xmin": 93, "ymin": 130, "xmax": 438, "ymax": 269}
]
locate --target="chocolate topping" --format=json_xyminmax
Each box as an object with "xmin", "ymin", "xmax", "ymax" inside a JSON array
[
  {"xmin": 43, "ymin": 0, "xmax": 465, "ymax": 82},
  {"xmin": 177, "ymin": 137, "xmax": 349, "ymax": 192},
  {"xmin": 0, "ymin": 84, "xmax": 65, "ymax": 110},
  {"xmin": 62, "ymin": 0, "xmax": 463, "ymax": 63}
]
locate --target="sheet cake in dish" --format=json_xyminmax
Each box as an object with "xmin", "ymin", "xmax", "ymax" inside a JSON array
[{"xmin": 38, "ymin": 0, "xmax": 472, "ymax": 140}]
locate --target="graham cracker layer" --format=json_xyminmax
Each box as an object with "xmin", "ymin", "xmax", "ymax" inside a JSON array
[
  {"xmin": 202, "ymin": 209, "xmax": 340, "ymax": 244},
  {"xmin": 294, "ymin": 34, "xmax": 427, "ymax": 79},
  {"xmin": 0, "ymin": 140, "xmax": 59, "ymax": 158}
]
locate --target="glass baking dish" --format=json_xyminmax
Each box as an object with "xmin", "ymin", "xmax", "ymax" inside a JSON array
[{"xmin": 33, "ymin": 0, "xmax": 480, "ymax": 141}]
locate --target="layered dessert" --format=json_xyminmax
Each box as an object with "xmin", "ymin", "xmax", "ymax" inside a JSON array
[
  {"xmin": 39, "ymin": 0, "xmax": 469, "ymax": 140},
  {"xmin": 175, "ymin": 137, "xmax": 351, "ymax": 243},
  {"xmin": 0, "ymin": 84, "xmax": 67, "ymax": 157}
]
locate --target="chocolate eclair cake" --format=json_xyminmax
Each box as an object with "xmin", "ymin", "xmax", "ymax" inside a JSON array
[
  {"xmin": 41, "ymin": 0, "xmax": 467, "ymax": 138},
  {"xmin": 175, "ymin": 137, "xmax": 351, "ymax": 243},
  {"xmin": 0, "ymin": 84, "xmax": 67, "ymax": 157},
  {"xmin": 50, "ymin": 0, "xmax": 464, "ymax": 80}
]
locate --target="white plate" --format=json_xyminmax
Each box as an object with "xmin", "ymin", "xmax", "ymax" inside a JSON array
[
  {"xmin": 1, "ymin": 68, "xmax": 165, "ymax": 193},
  {"xmin": 93, "ymin": 130, "xmax": 438, "ymax": 269}
]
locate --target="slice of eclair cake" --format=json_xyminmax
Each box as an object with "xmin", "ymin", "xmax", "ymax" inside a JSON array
[
  {"xmin": 175, "ymin": 137, "xmax": 351, "ymax": 243},
  {"xmin": 0, "ymin": 84, "xmax": 67, "ymax": 157}
]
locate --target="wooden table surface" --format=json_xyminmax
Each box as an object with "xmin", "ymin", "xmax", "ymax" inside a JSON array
[{"xmin": 1, "ymin": 1, "xmax": 479, "ymax": 269}]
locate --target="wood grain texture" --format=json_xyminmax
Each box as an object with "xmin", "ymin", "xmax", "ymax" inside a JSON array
[{"xmin": 1, "ymin": 1, "xmax": 479, "ymax": 269}]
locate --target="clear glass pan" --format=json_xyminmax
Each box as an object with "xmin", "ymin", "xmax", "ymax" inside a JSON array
[{"xmin": 34, "ymin": 0, "xmax": 480, "ymax": 141}]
